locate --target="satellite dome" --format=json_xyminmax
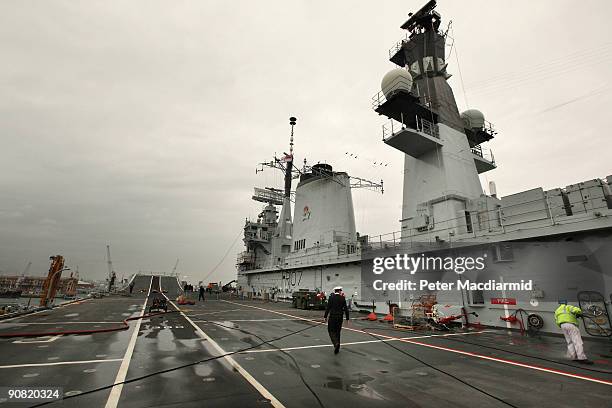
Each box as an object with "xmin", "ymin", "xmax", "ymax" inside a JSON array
[
  {"xmin": 460, "ymin": 109, "xmax": 485, "ymax": 129},
  {"xmin": 381, "ymin": 69, "xmax": 413, "ymax": 99}
]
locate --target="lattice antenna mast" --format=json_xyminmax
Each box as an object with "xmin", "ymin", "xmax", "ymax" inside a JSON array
[
  {"xmin": 289, "ymin": 117, "xmax": 295, "ymax": 157},
  {"xmin": 349, "ymin": 175, "xmax": 384, "ymax": 193},
  {"xmin": 284, "ymin": 117, "xmax": 296, "ymax": 198},
  {"xmin": 255, "ymin": 117, "xmax": 303, "ymax": 184},
  {"xmin": 253, "ymin": 117, "xmax": 304, "ymax": 204}
]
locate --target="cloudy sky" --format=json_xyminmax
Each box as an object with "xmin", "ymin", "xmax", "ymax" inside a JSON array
[{"xmin": 1, "ymin": 0, "xmax": 610, "ymax": 283}]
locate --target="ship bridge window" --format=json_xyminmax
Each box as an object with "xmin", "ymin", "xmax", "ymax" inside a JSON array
[
  {"xmin": 294, "ymin": 239, "xmax": 306, "ymax": 251},
  {"xmin": 465, "ymin": 211, "xmax": 473, "ymax": 234}
]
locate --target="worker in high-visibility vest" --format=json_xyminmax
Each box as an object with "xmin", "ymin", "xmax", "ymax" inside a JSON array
[{"xmin": 554, "ymin": 300, "xmax": 593, "ymax": 365}]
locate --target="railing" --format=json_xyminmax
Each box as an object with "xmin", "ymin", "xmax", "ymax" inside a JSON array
[
  {"xmin": 372, "ymin": 90, "xmax": 388, "ymax": 109},
  {"xmin": 338, "ymin": 243, "xmax": 357, "ymax": 255},
  {"xmin": 253, "ymin": 187, "xmax": 284, "ymax": 205},
  {"xmin": 244, "ymin": 231, "xmax": 271, "ymax": 242},
  {"xmin": 363, "ymin": 231, "xmax": 403, "ymax": 251},
  {"xmin": 483, "ymin": 120, "xmax": 496, "ymax": 135},
  {"xmin": 382, "ymin": 117, "xmax": 439, "ymax": 141},
  {"xmin": 236, "ymin": 252, "xmax": 255, "ymax": 265},
  {"xmin": 470, "ymin": 120, "xmax": 497, "ymax": 136},
  {"xmin": 372, "ymin": 85, "xmax": 432, "ymax": 111},
  {"xmin": 471, "ymin": 145, "xmax": 495, "ymax": 165},
  {"xmin": 372, "ymin": 84, "xmax": 420, "ymax": 110},
  {"xmin": 381, "ymin": 119, "xmax": 397, "ymax": 140},
  {"xmin": 418, "ymin": 118, "xmax": 439, "ymax": 138},
  {"xmin": 365, "ymin": 186, "xmax": 607, "ymax": 244},
  {"xmin": 388, "ymin": 35, "xmax": 409, "ymax": 59}
]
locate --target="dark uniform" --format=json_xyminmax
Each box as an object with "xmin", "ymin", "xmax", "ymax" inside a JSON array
[{"xmin": 324, "ymin": 292, "xmax": 349, "ymax": 353}]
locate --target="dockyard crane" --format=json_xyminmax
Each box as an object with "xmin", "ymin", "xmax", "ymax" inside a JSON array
[
  {"xmin": 21, "ymin": 261, "xmax": 31, "ymax": 277},
  {"xmin": 106, "ymin": 245, "xmax": 117, "ymax": 292},
  {"xmin": 15, "ymin": 261, "xmax": 31, "ymax": 288},
  {"xmin": 171, "ymin": 258, "xmax": 179, "ymax": 277},
  {"xmin": 106, "ymin": 245, "xmax": 113, "ymax": 280}
]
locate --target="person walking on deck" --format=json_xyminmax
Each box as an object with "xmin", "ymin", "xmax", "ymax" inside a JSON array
[{"xmin": 324, "ymin": 286, "xmax": 349, "ymax": 354}]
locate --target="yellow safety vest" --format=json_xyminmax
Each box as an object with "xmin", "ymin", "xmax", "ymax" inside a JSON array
[{"xmin": 554, "ymin": 304, "xmax": 582, "ymax": 327}]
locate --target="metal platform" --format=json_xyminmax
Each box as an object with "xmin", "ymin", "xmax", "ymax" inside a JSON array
[
  {"xmin": 373, "ymin": 90, "xmax": 438, "ymax": 127},
  {"xmin": 383, "ymin": 126, "xmax": 443, "ymax": 158},
  {"xmin": 471, "ymin": 145, "xmax": 496, "ymax": 174},
  {"xmin": 465, "ymin": 126, "xmax": 495, "ymax": 147}
]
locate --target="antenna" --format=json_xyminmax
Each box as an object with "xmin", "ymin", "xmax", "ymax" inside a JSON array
[
  {"xmin": 252, "ymin": 187, "xmax": 284, "ymax": 205},
  {"xmin": 256, "ymin": 117, "xmax": 302, "ymax": 200},
  {"xmin": 349, "ymin": 176, "xmax": 384, "ymax": 194},
  {"xmin": 285, "ymin": 117, "xmax": 296, "ymax": 197},
  {"xmin": 401, "ymin": 0, "xmax": 440, "ymax": 33},
  {"xmin": 289, "ymin": 116, "xmax": 296, "ymax": 156}
]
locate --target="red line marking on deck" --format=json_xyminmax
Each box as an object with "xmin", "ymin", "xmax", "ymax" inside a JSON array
[{"xmin": 222, "ymin": 300, "xmax": 612, "ymax": 387}]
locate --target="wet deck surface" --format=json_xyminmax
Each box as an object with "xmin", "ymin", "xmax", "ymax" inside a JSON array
[{"xmin": 1, "ymin": 275, "xmax": 611, "ymax": 407}]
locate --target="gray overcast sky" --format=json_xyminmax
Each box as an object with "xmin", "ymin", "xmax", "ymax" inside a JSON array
[{"xmin": 1, "ymin": 1, "xmax": 610, "ymax": 283}]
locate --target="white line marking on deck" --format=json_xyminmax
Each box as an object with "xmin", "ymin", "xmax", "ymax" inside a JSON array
[
  {"xmin": 243, "ymin": 331, "xmax": 492, "ymax": 353},
  {"xmin": 162, "ymin": 286, "xmax": 285, "ymax": 407},
  {"xmin": 184, "ymin": 309, "xmax": 246, "ymax": 317},
  {"xmin": 104, "ymin": 276, "xmax": 153, "ymax": 408},
  {"xmin": 192, "ymin": 318, "xmax": 299, "ymax": 323},
  {"xmin": 0, "ymin": 359, "xmax": 122, "ymax": 369},
  {"xmin": 223, "ymin": 300, "xmax": 612, "ymax": 387},
  {"xmin": 13, "ymin": 335, "xmax": 61, "ymax": 344}
]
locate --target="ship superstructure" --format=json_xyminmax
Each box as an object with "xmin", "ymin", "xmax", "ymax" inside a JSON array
[
  {"xmin": 237, "ymin": 1, "xmax": 612, "ymax": 337},
  {"xmin": 237, "ymin": 118, "xmax": 382, "ymax": 300}
]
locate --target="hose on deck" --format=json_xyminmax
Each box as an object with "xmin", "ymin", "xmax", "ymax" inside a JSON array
[{"xmin": 0, "ymin": 311, "xmax": 180, "ymax": 339}]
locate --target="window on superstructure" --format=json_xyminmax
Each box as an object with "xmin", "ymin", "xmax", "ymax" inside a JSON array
[
  {"xmin": 470, "ymin": 290, "xmax": 485, "ymax": 305},
  {"xmin": 293, "ymin": 239, "xmax": 306, "ymax": 251},
  {"xmin": 465, "ymin": 211, "xmax": 473, "ymax": 234},
  {"xmin": 492, "ymin": 243, "xmax": 514, "ymax": 262}
]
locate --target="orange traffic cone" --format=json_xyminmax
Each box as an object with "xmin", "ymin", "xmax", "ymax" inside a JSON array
[
  {"xmin": 383, "ymin": 306, "xmax": 395, "ymax": 322},
  {"xmin": 365, "ymin": 301, "xmax": 378, "ymax": 321}
]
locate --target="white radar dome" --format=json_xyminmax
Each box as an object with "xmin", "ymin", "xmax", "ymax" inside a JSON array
[
  {"xmin": 460, "ymin": 109, "xmax": 485, "ymax": 129},
  {"xmin": 381, "ymin": 69, "xmax": 413, "ymax": 98}
]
